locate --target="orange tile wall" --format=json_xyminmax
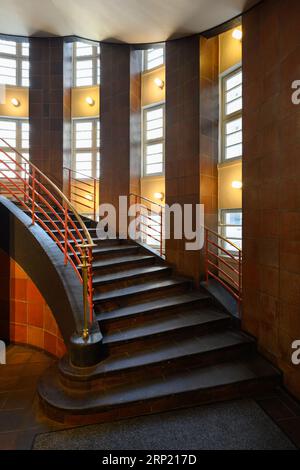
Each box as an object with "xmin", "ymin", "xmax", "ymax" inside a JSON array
[{"xmin": 8, "ymin": 254, "xmax": 66, "ymax": 358}]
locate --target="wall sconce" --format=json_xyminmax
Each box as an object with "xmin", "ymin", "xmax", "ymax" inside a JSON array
[
  {"xmin": 85, "ymin": 96, "xmax": 95, "ymax": 106},
  {"xmin": 85, "ymin": 194, "xmax": 93, "ymax": 201},
  {"xmin": 153, "ymin": 192, "xmax": 164, "ymax": 201},
  {"xmin": 154, "ymin": 78, "xmax": 164, "ymax": 90},
  {"xmin": 231, "ymin": 181, "xmax": 242, "ymax": 189},
  {"xmin": 232, "ymin": 29, "xmax": 242, "ymax": 41},
  {"xmin": 11, "ymin": 97, "xmax": 20, "ymax": 107}
]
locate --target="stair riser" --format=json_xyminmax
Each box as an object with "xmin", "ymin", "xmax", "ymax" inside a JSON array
[
  {"xmin": 59, "ymin": 337, "xmax": 252, "ymax": 392},
  {"xmin": 94, "ymin": 282, "xmax": 191, "ymax": 313},
  {"xmin": 92, "ymin": 247, "xmax": 141, "ymax": 261},
  {"xmin": 39, "ymin": 375, "xmax": 280, "ymax": 425},
  {"xmin": 98, "ymin": 298, "xmax": 214, "ymax": 330},
  {"xmin": 93, "ymin": 268, "xmax": 172, "ymax": 293},
  {"xmin": 102, "ymin": 319, "xmax": 237, "ymax": 356},
  {"xmin": 92, "ymin": 256, "xmax": 156, "ymax": 276}
]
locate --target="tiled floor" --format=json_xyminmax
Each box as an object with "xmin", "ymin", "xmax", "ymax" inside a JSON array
[
  {"xmin": 0, "ymin": 344, "xmax": 300, "ymax": 450},
  {"xmin": 0, "ymin": 344, "xmax": 68, "ymax": 450}
]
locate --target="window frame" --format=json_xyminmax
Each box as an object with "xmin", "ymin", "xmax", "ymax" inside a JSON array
[
  {"xmin": 0, "ymin": 39, "xmax": 29, "ymax": 87},
  {"xmin": 220, "ymin": 65, "xmax": 242, "ymax": 163},
  {"xmin": 73, "ymin": 41, "xmax": 100, "ymax": 88},
  {"xmin": 0, "ymin": 117, "xmax": 29, "ymax": 179},
  {"xmin": 142, "ymin": 102, "xmax": 165, "ymax": 177},
  {"xmin": 219, "ymin": 208, "xmax": 242, "ymax": 254},
  {"xmin": 143, "ymin": 45, "xmax": 165, "ymax": 72},
  {"xmin": 72, "ymin": 117, "xmax": 100, "ymax": 180}
]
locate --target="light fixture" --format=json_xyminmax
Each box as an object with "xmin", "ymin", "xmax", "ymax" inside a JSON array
[
  {"xmin": 11, "ymin": 97, "xmax": 20, "ymax": 107},
  {"xmin": 153, "ymin": 192, "xmax": 164, "ymax": 201},
  {"xmin": 85, "ymin": 194, "xmax": 93, "ymax": 201},
  {"xmin": 231, "ymin": 181, "xmax": 242, "ymax": 189},
  {"xmin": 85, "ymin": 96, "xmax": 95, "ymax": 106},
  {"xmin": 232, "ymin": 29, "xmax": 242, "ymax": 41},
  {"xmin": 154, "ymin": 78, "xmax": 164, "ymax": 90}
]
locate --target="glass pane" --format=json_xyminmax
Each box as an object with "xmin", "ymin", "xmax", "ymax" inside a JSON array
[
  {"xmin": 146, "ymin": 163, "xmax": 163, "ymax": 175},
  {"xmin": 147, "ymin": 128, "xmax": 163, "ymax": 140},
  {"xmin": 0, "ymin": 120, "xmax": 16, "ymax": 146},
  {"xmin": 0, "ymin": 40, "xmax": 16, "ymax": 55},
  {"xmin": 226, "ymin": 97, "xmax": 242, "ymax": 115},
  {"xmin": 225, "ymin": 212, "xmax": 242, "ymax": 225},
  {"xmin": 225, "ymin": 71, "xmax": 242, "ymax": 91},
  {"xmin": 226, "ymin": 85, "xmax": 242, "ymax": 103},
  {"xmin": 146, "ymin": 108, "xmax": 163, "ymax": 121},
  {"xmin": 146, "ymin": 143, "xmax": 163, "ymax": 155},
  {"xmin": 76, "ymin": 122, "xmax": 92, "ymax": 131},
  {"xmin": 76, "ymin": 153, "xmax": 92, "ymax": 163},
  {"xmin": 226, "ymin": 117, "xmax": 242, "ymax": 135},
  {"xmin": 22, "ymin": 43, "xmax": 29, "ymax": 56},
  {"xmin": 225, "ymin": 143, "xmax": 242, "ymax": 159},
  {"xmin": 76, "ymin": 42, "xmax": 93, "ymax": 57},
  {"xmin": 226, "ymin": 131, "xmax": 242, "ymax": 147}
]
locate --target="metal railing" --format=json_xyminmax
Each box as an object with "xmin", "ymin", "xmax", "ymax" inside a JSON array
[
  {"xmin": 204, "ymin": 226, "xmax": 242, "ymax": 313},
  {"xmin": 0, "ymin": 138, "xmax": 95, "ymax": 340},
  {"xmin": 64, "ymin": 167, "xmax": 98, "ymax": 221},
  {"xmin": 129, "ymin": 193, "xmax": 164, "ymax": 257}
]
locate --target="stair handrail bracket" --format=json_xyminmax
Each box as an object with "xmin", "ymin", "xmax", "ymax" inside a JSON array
[
  {"xmin": 204, "ymin": 226, "xmax": 242, "ymax": 314},
  {"xmin": 0, "ymin": 137, "xmax": 95, "ymax": 340}
]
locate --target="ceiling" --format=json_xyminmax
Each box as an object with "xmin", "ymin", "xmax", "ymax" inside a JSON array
[{"xmin": 0, "ymin": 0, "xmax": 259, "ymax": 44}]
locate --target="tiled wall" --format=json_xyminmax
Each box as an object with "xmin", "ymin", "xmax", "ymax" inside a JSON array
[
  {"xmin": 243, "ymin": 0, "xmax": 300, "ymax": 399},
  {"xmin": 2, "ymin": 250, "xmax": 66, "ymax": 358}
]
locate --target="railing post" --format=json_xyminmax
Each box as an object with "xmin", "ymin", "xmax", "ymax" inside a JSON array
[
  {"xmin": 205, "ymin": 228, "xmax": 209, "ymax": 285},
  {"xmin": 93, "ymin": 178, "xmax": 96, "ymax": 221},
  {"xmin": 88, "ymin": 246, "xmax": 93, "ymax": 324},
  {"xmin": 80, "ymin": 246, "xmax": 90, "ymax": 340},
  {"xmin": 238, "ymin": 250, "xmax": 242, "ymax": 316},
  {"xmin": 31, "ymin": 168, "xmax": 36, "ymax": 224},
  {"xmin": 68, "ymin": 168, "xmax": 71, "ymax": 201},
  {"xmin": 160, "ymin": 208, "xmax": 163, "ymax": 257},
  {"xmin": 64, "ymin": 205, "xmax": 68, "ymax": 265},
  {"xmin": 135, "ymin": 194, "xmax": 138, "ymax": 241}
]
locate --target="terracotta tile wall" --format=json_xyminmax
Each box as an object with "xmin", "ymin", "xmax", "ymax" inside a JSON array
[
  {"xmin": 0, "ymin": 249, "xmax": 66, "ymax": 358},
  {"xmin": 243, "ymin": 0, "xmax": 300, "ymax": 399}
]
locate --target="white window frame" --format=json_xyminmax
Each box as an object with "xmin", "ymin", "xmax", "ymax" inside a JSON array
[
  {"xmin": 142, "ymin": 102, "xmax": 165, "ymax": 177},
  {"xmin": 73, "ymin": 41, "xmax": 100, "ymax": 87},
  {"xmin": 0, "ymin": 39, "xmax": 29, "ymax": 87},
  {"xmin": 0, "ymin": 117, "xmax": 29, "ymax": 178},
  {"xmin": 220, "ymin": 65, "xmax": 242, "ymax": 162},
  {"xmin": 219, "ymin": 209, "xmax": 242, "ymax": 253},
  {"xmin": 143, "ymin": 45, "xmax": 165, "ymax": 72},
  {"xmin": 72, "ymin": 118, "xmax": 100, "ymax": 179}
]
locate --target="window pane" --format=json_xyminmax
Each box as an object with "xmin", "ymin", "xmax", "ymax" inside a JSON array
[
  {"xmin": 22, "ymin": 43, "xmax": 29, "ymax": 56},
  {"xmin": 147, "ymin": 143, "xmax": 163, "ymax": 155},
  {"xmin": 0, "ymin": 40, "xmax": 16, "ymax": 55},
  {"xmin": 225, "ymin": 143, "xmax": 242, "ymax": 159},
  {"xmin": 146, "ymin": 163, "xmax": 163, "ymax": 175},
  {"xmin": 145, "ymin": 47, "xmax": 164, "ymax": 70},
  {"xmin": 226, "ymin": 85, "xmax": 242, "ymax": 103},
  {"xmin": 226, "ymin": 97, "xmax": 242, "ymax": 115},
  {"xmin": 225, "ymin": 71, "xmax": 242, "ymax": 91},
  {"xmin": 76, "ymin": 42, "xmax": 93, "ymax": 57},
  {"xmin": 0, "ymin": 120, "xmax": 16, "ymax": 146},
  {"xmin": 226, "ymin": 117, "xmax": 242, "ymax": 135},
  {"xmin": 146, "ymin": 108, "xmax": 163, "ymax": 121},
  {"xmin": 226, "ymin": 131, "xmax": 242, "ymax": 147}
]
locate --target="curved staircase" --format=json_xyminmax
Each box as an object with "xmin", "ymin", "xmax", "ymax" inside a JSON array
[{"xmin": 37, "ymin": 212, "xmax": 281, "ymax": 425}]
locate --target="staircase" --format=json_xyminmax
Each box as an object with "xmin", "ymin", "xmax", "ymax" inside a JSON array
[{"xmin": 37, "ymin": 212, "xmax": 281, "ymax": 424}]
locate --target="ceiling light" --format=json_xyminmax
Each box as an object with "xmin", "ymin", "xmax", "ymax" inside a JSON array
[
  {"xmin": 231, "ymin": 181, "xmax": 242, "ymax": 189},
  {"xmin": 232, "ymin": 29, "xmax": 242, "ymax": 41},
  {"xmin": 11, "ymin": 98, "xmax": 20, "ymax": 107},
  {"xmin": 85, "ymin": 96, "xmax": 95, "ymax": 106},
  {"xmin": 154, "ymin": 78, "xmax": 164, "ymax": 89},
  {"xmin": 153, "ymin": 192, "xmax": 164, "ymax": 201}
]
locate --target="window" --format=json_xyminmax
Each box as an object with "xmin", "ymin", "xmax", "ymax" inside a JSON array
[
  {"xmin": 73, "ymin": 41, "xmax": 100, "ymax": 87},
  {"xmin": 220, "ymin": 209, "xmax": 242, "ymax": 252},
  {"xmin": 72, "ymin": 119, "xmax": 100, "ymax": 178},
  {"xmin": 143, "ymin": 104, "xmax": 165, "ymax": 176},
  {"xmin": 221, "ymin": 68, "xmax": 242, "ymax": 161},
  {"xmin": 0, "ymin": 39, "xmax": 29, "ymax": 87},
  {"xmin": 0, "ymin": 118, "xmax": 29, "ymax": 179},
  {"xmin": 143, "ymin": 46, "xmax": 164, "ymax": 71}
]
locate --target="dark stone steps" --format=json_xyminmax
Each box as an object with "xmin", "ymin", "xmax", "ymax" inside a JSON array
[{"xmin": 92, "ymin": 254, "xmax": 156, "ymax": 274}]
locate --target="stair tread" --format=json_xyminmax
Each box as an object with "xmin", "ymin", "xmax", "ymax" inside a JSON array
[
  {"xmin": 92, "ymin": 254, "xmax": 155, "ymax": 269},
  {"xmin": 93, "ymin": 265, "xmax": 170, "ymax": 285},
  {"xmin": 92, "ymin": 244, "xmax": 139, "ymax": 253},
  {"xmin": 94, "ymin": 278, "xmax": 189, "ymax": 302},
  {"xmin": 98, "ymin": 292, "xmax": 210, "ymax": 322},
  {"xmin": 102, "ymin": 308, "xmax": 229, "ymax": 345},
  {"xmin": 39, "ymin": 356, "xmax": 280, "ymax": 412}
]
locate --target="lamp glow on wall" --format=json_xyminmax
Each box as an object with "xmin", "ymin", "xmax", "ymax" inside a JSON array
[
  {"xmin": 154, "ymin": 78, "xmax": 164, "ymax": 90},
  {"xmin": 85, "ymin": 96, "xmax": 95, "ymax": 106},
  {"xmin": 232, "ymin": 28, "xmax": 242, "ymax": 41},
  {"xmin": 153, "ymin": 192, "xmax": 164, "ymax": 201},
  {"xmin": 231, "ymin": 180, "xmax": 242, "ymax": 189},
  {"xmin": 11, "ymin": 97, "xmax": 20, "ymax": 107}
]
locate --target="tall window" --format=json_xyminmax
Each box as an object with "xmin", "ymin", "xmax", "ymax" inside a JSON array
[
  {"xmin": 0, "ymin": 119, "xmax": 29, "ymax": 178},
  {"xmin": 73, "ymin": 41, "xmax": 100, "ymax": 87},
  {"xmin": 221, "ymin": 67, "xmax": 242, "ymax": 161},
  {"xmin": 0, "ymin": 39, "xmax": 29, "ymax": 87},
  {"xmin": 72, "ymin": 119, "xmax": 100, "ymax": 179},
  {"xmin": 143, "ymin": 104, "xmax": 165, "ymax": 176},
  {"xmin": 143, "ymin": 46, "xmax": 164, "ymax": 71},
  {"xmin": 220, "ymin": 209, "xmax": 242, "ymax": 252}
]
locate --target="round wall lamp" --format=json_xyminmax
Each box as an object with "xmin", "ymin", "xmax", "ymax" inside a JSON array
[
  {"xmin": 11, "ymin": 97, "xmax": 20, "ymax": 107},
  {"xmin": 154, "ymin": 78, "xmax": 164, "ymax": 90},
  {"xmin": 153, "ymin": 191, "xmax": 164, "ymax": 201},
  {"xmin": 232, "ymin": 29, "xmax": 242, "ymax": 41},
  {"xmin": 85, "ymin": 96, "xmax": 95, "ymax": 106},
  {"xmin": 231, "ymin": 181, "xmax": 242, "ymax": 189}
]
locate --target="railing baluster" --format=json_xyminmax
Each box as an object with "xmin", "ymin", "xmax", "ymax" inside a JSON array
[{"xmin": 31, "ymin": 167, "xmax": 36, "ymax": 224}]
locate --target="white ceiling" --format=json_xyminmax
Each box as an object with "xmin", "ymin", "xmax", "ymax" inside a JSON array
[{"xmin": 0, "ymin": 0, "xmax": 258, "ymax": 43}]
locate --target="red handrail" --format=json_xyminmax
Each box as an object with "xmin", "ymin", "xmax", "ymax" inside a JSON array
[
  {"xmin": 64, "ymin": 167, "xmax": 98, "ymax": 221},
  {"xmin": 0, "ymin": 139, "xmax": 95, "ymax": 338},
  {"xmin": 204, "ymin": 226, "xmax": 242, "ymax": 314},
  {"xmin": 129, "ymin": 193, "xmax": 164, "ymax": 257}
]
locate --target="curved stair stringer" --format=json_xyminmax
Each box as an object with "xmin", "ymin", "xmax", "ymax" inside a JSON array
[{"xmin": 0, "ymin": 196, "xmax": 103, "ymax": 360}]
